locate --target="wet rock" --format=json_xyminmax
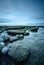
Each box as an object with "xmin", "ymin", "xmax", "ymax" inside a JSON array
[
  {"xmin": 0, "ymin": 31, "xmax": 10, "ymax": 41},
  {"xmin": 17, "ymin": 34, "xmax": 24, "ymax": 39},
  {"xmin": 24, "ymin": 30, "xmax": 29, "ymax": 35},
  {"xmin": 0, "ymin": 42, "xmax": 5, "ymax": 50},
  {"xmin": 8, "ymin": 42, "xmax": 30, "ymax": 62},
  {"xmin": 10, "ymin": 36, "xmax": 18, "ymax": 42},
  {"xmin": 0, "ymin": 37, "xmax": 4, "ymax": 42},
  {"xmin": 31, "ymin": 27, "xmax": 39, "ymax": 32},
  {"xmin": 1, "ymin": 47, "xmax": 9, "ymax": 54},
  {"xmin": 7, "ymin": 30, "xmax": 25, "ymax": 35},
  {"xmin": 7, "ymin": 43, "xmax": 12, "ymax": 48},
  {"xmin": 1, "ymin": 43, "xmax": 12, "ymax": 54},
  {"xmin": 1, "ymin": 31, "xmax": 8, "ymax": 35}
]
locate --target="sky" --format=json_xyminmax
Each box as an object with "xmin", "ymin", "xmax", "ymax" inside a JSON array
[{"xmin": 0, "ymin": 0, "xmax": 44, "ymax": 26}]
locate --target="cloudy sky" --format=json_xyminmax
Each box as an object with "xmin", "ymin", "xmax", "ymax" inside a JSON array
[{"xmin": 0, "ymin": 0, "xmax": 44, "ymax": 26}]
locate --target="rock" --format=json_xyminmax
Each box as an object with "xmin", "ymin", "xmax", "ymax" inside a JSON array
[
  {"xmin": 7, "ymin": 43, "xmax": 12, "ymax": 48},
  {"xmin": 1, "ymin": 47, "xmax": 9, "ymax": 54},
  {"xmin": 16, "ymin": 35, "xmax": 19, "ymax": 37},
  {"xmin": 24, "ymin": 30, "xmax": 29, "ymax": 35},
  {"xmin": 0, "ymin": 42, "xmax": 5, "ymax": 50},
  {"xmin": 1, "ymin": 31, "xmax": 8, "ymax": 35},
  {"xmin": 17, "ymin": 34, "xmax": 24, "ymax": 39},
  {"xmin": 10, "ymin": 36, "xmax": 18, "ymax": 42},
  {"xmin": 31, "ymin": 27, "xmax": 39, "ymax": 32},
  {"xmin": 1, "ymin": 31, "xmax": 10, "ymax": 41},
  {"xmin": 0, "ymin": 37, "xmax": 4, "ymax": 42},
  {"xmin": 8, "ymin": 42, "xmax": 30, "ymax": 62},
  {"xmin": 7, "ymin": 30, "xmax": 25, "ymax": 35},
  {"xmin": 1, "ymin": 43, "xmax": 12, "ymax": 54}
]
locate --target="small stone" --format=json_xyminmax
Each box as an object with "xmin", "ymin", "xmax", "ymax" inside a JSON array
[
  {"xmin": 1, "ymin": 47, "xmax": 9, "ymax": 54},
  {"xmin": 24, "ymin": 30, "xmax": 29, "ymax": 35},
  {"xmin": 0, "ymin": 42, "xmax": 5, "ymax": 50},
  {"xmin": 17, "ymin": 34, "xmax": 24, "ymax": 39}
]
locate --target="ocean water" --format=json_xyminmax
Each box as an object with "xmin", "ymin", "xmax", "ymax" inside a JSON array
[
  {"xmin": 24, "ymin": 27, "xmax": 44, "ymax": 65},
  {"xmin": 16, "ymin": 27, "xmax": 44, "ymax": 65}
]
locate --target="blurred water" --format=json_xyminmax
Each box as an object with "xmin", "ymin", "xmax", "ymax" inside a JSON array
[
  {"xmin": 17, "ymin": 27, "xmax": 44, "ymax": 65},
  {"xmin": 25, "ymin": 28, "xmax": 44, "ymax": 65}
]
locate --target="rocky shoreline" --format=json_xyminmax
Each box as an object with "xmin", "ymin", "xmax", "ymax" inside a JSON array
[{"xmin": 0, "ymin": 26, "xmax": 44, "ymax": 65}]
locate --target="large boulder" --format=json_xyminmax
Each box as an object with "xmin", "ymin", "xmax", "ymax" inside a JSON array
[
  {"xmin": 0, "ymin": 31, "xmax": 10, "ymax": 41},
  {"xmin": 0, "ymin": 42, "xmax": 5, "ymax": 50},
  {"xmin": 8, "ymin": 42, "xmax": 30, "ymax": 62}
]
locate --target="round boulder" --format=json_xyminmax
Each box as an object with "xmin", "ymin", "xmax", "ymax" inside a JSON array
[
  {"xmin": 8, "ymin": 43, "xmax": 30, "ymax": 62},
  {"xmin": 1, "ymin": 47, "xmax": 9, "ymax": 54}
]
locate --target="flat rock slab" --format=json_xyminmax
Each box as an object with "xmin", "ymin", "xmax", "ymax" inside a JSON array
[{"xmin": 7, "ymin": 30, "xmax": 25, "ymax": 35}]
